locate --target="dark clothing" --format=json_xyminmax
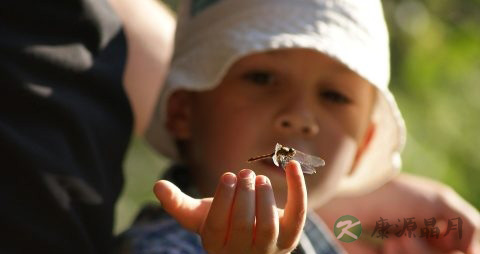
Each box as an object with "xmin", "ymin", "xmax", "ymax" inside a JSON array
[{"xmin": 0, "ymin": 0, "xmax": 132, "ymax": 253}]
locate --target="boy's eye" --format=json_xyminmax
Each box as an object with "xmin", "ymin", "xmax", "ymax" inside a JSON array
[
  {"xmin": 243, "ymin": 71, "xmax": 275, "ymax": 85},
  {"xmin": 320, "ymin": 90, "xmax": 351, "ymax": 104}
]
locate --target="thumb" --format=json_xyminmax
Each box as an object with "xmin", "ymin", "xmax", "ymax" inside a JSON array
[{"xmin": 153, "ymin": 180, "xmax": 212, "ymax": 232}]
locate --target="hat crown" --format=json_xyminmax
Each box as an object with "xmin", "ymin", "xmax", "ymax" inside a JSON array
[{"xmin": 173, "ymin": 0, "xmax": 390, "ymax": 91}]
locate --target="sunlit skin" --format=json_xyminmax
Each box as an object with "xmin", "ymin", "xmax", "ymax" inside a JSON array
[
  {"xmin": 156, "ymin": 49, "xmax": 376, "ymax": 253},
  {"xmin": 168, "ymin": 48, "xmax": 376, "ymax": 208}
]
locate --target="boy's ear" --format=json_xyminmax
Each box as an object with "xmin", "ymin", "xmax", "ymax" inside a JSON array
[
  {"xmin": 166, "ymin": 90, "xmax": 192, "ymax": 140},
  {"xmin": 350, "ymin": 122, "xmax": 376, "ymax": 174}
]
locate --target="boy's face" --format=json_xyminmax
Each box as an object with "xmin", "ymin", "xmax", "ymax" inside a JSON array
[{"xmin": 168, "ymin": 49, "xmax": 376, "ymax": 208}]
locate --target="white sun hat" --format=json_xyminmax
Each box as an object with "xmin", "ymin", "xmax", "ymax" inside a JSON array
[{"xmin": 146, "ymin": 0, "xmax": 407, "ymax": 196}]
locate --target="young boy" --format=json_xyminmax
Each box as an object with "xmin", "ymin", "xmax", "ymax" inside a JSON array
[{"xmin": 119, "ymin": 0, "xmax": 478, "ymax": 253}]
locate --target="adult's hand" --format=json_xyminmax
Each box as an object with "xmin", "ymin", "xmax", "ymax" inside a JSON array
[{"xmin": 316, "ymin": 173, "xmax": 480, "ymax": 254}]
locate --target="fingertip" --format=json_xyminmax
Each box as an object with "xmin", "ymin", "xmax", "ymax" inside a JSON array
[
  {"xmin": 286, "ymin": 160, "xmax": 302, "ymax": 176},
  {"xmin": 153, "ymin": 180, "xmax": 178, "ymax": 201},
  {"xmin": 238, "ymin": 168, "xmax": 255, "ymax": 179},
  {"xmin": 285, "ymin": 160, "xmax": 306, "ymax": 188},
  {"xmin": 285, "ymin": 160, "xmax": 307, "ymax": 190},
  {"xmin": 256, "ymin": 175, "xmax": 270, "ymax": 186},
  {"xmin": 221, "ymin": 172, "xmax": 237, "ymax": 188},
  {"xmin": 153, "ymin": 180, "xmax": 167, "ymax": 198}
]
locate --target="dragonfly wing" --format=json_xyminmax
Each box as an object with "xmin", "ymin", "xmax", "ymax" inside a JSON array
[
  {"xmin": 292, "ymin": 150, "xmax": 325, "ymax": 169},
  {"xmin": 299, "ymin": 162, "xmax": 317, "ymax": 174},
  {"xmin": 292, "ymin": 150, "xmax": 325, "ymax": 167},
  {"xmin": 279, "ymin": 155, "xmax": 316, "ymax": 174}
]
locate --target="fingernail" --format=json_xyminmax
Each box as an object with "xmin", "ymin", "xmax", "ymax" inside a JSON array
[
  {"xmin": 222, "ymin": 173, "xmax": 237, "ymax": 187},
  {"xmin": 256, "ymin": 175, "xmax": 270, "ymax": 185},
  {"xmin": 239, "ymin": 169, "xmax": 254, "ymax": 179},
  {"xmin": 286, "ymin": 160, "xmax": 301, "ymax": 173},
  {"xmin": 290, "ymin": 160, "xmax": 300, "ymax": 167}
]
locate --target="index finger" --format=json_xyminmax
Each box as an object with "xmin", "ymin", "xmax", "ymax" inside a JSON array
[{"xmin": 278, "ymin": 160, "xmax": 307, "ymax": 249}]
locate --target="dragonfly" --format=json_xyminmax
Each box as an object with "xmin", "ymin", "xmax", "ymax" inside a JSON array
[{"xmin": 247, "ymin": 143, "xmax": 325, "ymax": 174}]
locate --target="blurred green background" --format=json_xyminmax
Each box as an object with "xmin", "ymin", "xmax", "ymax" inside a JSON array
[{"xmin": 114, "ymin": 0, "xmax": 480, "ymax": 233}]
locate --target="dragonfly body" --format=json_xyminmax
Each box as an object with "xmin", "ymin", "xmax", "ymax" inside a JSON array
[{"xmin": 248, "ymin": 143, "xmax": 325, "ymax": 174}]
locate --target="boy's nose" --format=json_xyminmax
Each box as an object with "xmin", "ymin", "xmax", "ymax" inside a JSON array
[{"xmin": 274, "ymin": 112, "xmax": 319, "ymax": 137}]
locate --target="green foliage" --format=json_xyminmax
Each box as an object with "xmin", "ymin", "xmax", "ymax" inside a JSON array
[
  {"xmin": 384, "ymin": 0, "xmax": 480, "ymax": 209},
  {"xmin": 115, "ymin": 138, "xmax": 169, "ymax": 233}
]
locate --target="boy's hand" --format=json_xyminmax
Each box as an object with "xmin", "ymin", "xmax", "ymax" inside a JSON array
[
  {"xmin": 154, "ymin": 160, "xmax": 307, "ymax": 254},
  {"xmin": 316, "ymin": 173, "xmax": 480, "ymax": 254}
]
